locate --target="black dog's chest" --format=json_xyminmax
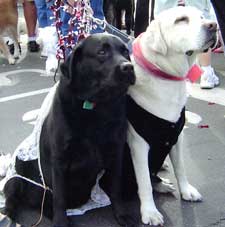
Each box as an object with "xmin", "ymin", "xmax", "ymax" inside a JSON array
[
  {"xmin": 71, "ymin": 113, "xmax": 123, "ymax": 143},
  {"xmin": 62, "ymin": 105, "xmax": 126, "ymax": 162}
]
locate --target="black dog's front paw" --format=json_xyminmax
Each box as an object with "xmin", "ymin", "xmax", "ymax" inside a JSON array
[
  {"xmin": 115, "ymin": 212, "xmax": 137, "ymax": 227},
  {"xmin": 53, "ymin": 225, "xmax": 68, "ymax": 227},
  {"xmin": 112, "ymin": 200, "xmax": 137, "ymax": 227},
  {"xmin": 53, "ymin": 224, "xmax": 69, "ymax": 227},
  {"xmin": 53, "ymin": 217, "xmax": 69, "ymax": 227},
  {"xmin": 53, "ymin": 218, "xmax": 69, "ymax": 227},
  {"xmin": 113, "ymin": 205, "xmax": 137, "ymax": 227}
]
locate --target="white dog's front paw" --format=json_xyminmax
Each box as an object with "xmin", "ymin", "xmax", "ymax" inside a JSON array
[
  {"xmin": 181, "ymin": 184, "xmax": 202, "ymax": 202},
  {"xmin": 141, "ymin": 205, "xmax": 164, "ymax": 226}
]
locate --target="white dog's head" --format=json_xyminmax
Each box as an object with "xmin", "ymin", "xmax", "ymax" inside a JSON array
[{"xmin": 145, "ymin": 6, "xmax": 218, "ymax": 56}]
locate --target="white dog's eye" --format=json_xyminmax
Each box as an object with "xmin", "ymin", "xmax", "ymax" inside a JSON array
[{"xmin": 175, "ymin": 16, "xmax": 189, "ymax": 24}]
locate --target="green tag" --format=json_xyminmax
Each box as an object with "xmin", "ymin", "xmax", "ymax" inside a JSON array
[{"xmin": 83, "ymin": 100, "xmax": 95, "ymax": 110}]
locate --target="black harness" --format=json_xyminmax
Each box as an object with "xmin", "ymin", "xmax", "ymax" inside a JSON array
[{"xmin": 127, "ymin": 95, "xmax": 185, "ymax": 175}]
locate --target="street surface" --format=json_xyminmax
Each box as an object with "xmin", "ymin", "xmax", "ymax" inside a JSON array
[{"xmin": 0, "ymin": 27, "xmax": 225, "ymax": 227}]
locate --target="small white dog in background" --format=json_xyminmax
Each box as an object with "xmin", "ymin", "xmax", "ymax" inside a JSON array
[{"xmin": 127, "ymin": 6, "xmax": 218, "ymax": 226}]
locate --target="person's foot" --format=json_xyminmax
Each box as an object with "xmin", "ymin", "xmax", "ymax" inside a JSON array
[
  {"xmin": 200, "ymin": 67, "xmax": 219, "ymax": 89},
  {"xmin": 27, "ymin": 41, "xmax": 40, "ymax": 52}
]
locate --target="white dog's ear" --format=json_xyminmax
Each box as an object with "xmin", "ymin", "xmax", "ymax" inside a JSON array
[{"xmin": 146, "ymin": 19, "xmax": 167, "ymax": 55}]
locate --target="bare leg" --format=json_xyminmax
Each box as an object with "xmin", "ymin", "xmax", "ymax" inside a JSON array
[
  {"xmin": 22, "ymin": 1, "xmax": 39, "ymax": 52},
  {"xmin": 22, "ymin": 1, "xmax": 37, "ymax": 38},
  {"xmin": 198, "ymin": 49, "xmax": 211, "ymax": 66}
]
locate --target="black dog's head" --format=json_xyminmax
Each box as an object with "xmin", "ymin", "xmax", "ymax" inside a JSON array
[{"xmin": 60, "ymin": 33, "xmax": 135, "ymax": 103}]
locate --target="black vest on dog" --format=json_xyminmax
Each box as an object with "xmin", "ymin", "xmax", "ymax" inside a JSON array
[{"xmin": 127, "ymin": 95, "xmax": 185, "ymax": 175}]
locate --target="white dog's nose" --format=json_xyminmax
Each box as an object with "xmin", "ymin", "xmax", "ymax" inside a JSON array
[{"xmin": 203, "ymin": 22, "xmax": 217, "ymax": 32}]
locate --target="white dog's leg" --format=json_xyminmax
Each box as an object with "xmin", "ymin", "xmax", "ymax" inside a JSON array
[
  {"xmin": 169, "ymin": 132, "xmax": 202, "ymax": 201},
  {"xmin": 127, "ymin": 122, "xmax": 164, "ymax": 226}
]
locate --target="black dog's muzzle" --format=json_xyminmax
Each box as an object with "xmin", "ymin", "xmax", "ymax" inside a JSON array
[{"xmin": 117, "ymin": 62, "xmax": 136, "ymax": 85}]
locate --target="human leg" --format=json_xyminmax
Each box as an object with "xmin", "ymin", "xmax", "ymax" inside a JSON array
[
  {"xmin": 210, "ymin": 0, "xmax": 225, "ymax": 44},
  {"xmin": 210, "ymin": 0, "xmax": 225, "ymax": 57},
  {"xmin": 34, "ymin": 0, "xmax": 48, "ymax": 28},
  {"xmin": 22, "ymin": 0, "xmax": 40, "ymax": 52},
  {"xmin": 134, "ymin": 0, "xmax": 149, "ymax": 37}
]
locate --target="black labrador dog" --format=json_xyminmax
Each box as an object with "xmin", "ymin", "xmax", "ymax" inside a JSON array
[{"xmin": 3, "ymin": 33, "xmax": 135, "ymax": 227}]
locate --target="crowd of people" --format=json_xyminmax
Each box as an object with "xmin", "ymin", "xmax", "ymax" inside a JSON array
[{"xmin": 10, "ymin": 0, "xmax": 225, "ymax": 88}]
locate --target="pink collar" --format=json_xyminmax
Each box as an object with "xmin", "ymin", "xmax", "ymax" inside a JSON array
[{"xmin": 132, "ymin": 33, "xmax": 202, "ymax": 83}]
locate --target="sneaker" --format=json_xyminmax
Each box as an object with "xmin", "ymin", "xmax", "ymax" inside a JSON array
[
  {"xmin": 200, "ymin": 67, "xmax": 219, "ymax": 89},
  {"xmin": 27, "ymin": 41, "xmax": 40, "ymax": 52}
]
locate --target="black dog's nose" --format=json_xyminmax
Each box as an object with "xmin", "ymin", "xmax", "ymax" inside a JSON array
[
  {"xmin": 120, "ymin": 62, "xmax": 134, "ymax": 74},
  {"xmin": 118, "ymin": 62, "xmax": 135, "ymax": 85}
]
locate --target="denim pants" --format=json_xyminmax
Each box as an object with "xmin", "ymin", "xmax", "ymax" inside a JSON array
[
  {"xmin": 34, "ymin": 0, "xmax": 54, "ymax": 28},
  {"xmin": 90, "ymin": 0, "xmax": 104, "ymax": 33}
]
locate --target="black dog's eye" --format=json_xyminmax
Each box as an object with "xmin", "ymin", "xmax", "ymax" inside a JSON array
[
  {"xmin": 124, "ymin": 49, "xmax": 129, "ymax": 56},
  {"xmin": 98, "ymin": 50, "xmax": 106, "ymax": 55},
  {"xmin": 121, "ymin": 47, "xmax": 130, "ymax": 58},
  {"xmin": 175, "ymin": 16, "xmax": 189, "ymax": 24}
]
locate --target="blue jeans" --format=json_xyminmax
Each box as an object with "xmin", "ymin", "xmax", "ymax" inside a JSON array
[
  {"xmin": 90, "ymin": 0, "xmax": 104, "ymax": 33},
  {"xmin": 34, "ymin": 0, "xmax": 54, "ymax": 28}
]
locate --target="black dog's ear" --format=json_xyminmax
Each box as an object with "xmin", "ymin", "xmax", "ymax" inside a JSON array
[
  {"xmin": 60, "ymin": 41, "xmax": 84, "ymax": 83},
  {"xmin": 60, "ymin": 55, "xmax": 71, "ymax": 80},
  {"xmin": 69, "ymin": 43, "xmax": 83, "ymax": 76}
]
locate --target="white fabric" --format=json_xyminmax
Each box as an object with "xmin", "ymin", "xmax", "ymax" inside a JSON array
[
  {"xmin": 0, "ymin": 82, "xmax": 111, "ymax": 215},
  {"xmin": 0, "ymin": 154, "xmax": 11, "ymax": 177},
  {"xmin": 43, "ymin": 27, "xmax": 58, "ymax": 76}
]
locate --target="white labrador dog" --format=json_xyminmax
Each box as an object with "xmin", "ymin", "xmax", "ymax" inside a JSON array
[{"xmin": 127, "ymin": 6, "xmax": 217, "ymax": 226}]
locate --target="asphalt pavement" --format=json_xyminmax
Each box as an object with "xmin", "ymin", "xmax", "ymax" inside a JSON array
[{"xmin": 0, "ymin": 28, "xmax": 225, "ymax": 227}]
